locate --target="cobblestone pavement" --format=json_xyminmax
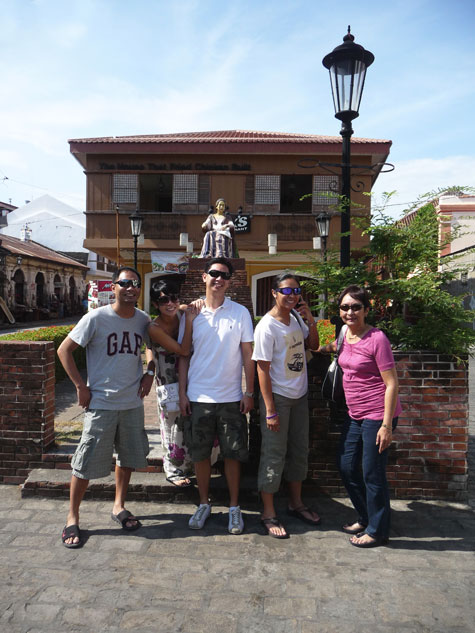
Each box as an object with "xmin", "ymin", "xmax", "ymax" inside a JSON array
[
  {"xmin": 1, "ymin": 484, "xmax": 475, "ymax": 633},
  {"xmin": 1, "ymin": 352, "xmax": 473, "ymax": 632}
]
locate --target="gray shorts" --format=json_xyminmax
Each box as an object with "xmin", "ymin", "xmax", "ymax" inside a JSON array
[
  {"xmin": 71, "ymin": 406, "xmax": 149, "ymax": 480},
  {"xmin": 184, "ymin": 401, "xmax": 249, "ymax": 463}
]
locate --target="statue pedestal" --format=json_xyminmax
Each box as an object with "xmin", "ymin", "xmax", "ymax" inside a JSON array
[{"xmin": 180, "ymin": 258, "xmax": 253, "ymax": 318}]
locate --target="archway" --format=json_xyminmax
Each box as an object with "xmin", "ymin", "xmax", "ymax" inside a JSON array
[
  {"xmin": 69, "ymin": 276, "xmax": 76, "ymax": 312},
  {"xmin": 251, "ymin": 270, "xmax": 316, "ymax": 317},
  {"xmin": 13, "ymin": 269, "xmax": 25, "ymax": 306},
  {"xmin": 35, "ymin": 272, "xmax": 46, "ymax": 308}
]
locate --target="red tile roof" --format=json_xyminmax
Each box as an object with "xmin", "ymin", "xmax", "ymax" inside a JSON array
[
  {"xmin": 0, "ymin": 234, "xmax": 88, "ymax": 268},
  {"xmin": 69, "ymin": 129, "xmax": 390, "ymax": 145}
]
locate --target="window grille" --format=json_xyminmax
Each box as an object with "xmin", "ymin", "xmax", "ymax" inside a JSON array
[
  {"xmin": 313, "ymin": 175, "xmax": 339, "ymax": 206},
  {"xmin": 112, "ymin": 174, "xmax": 138, "ymax": 204},
  {"xmin": 173, "ymin": 174, "xmax": 199, "ymax": 204},
  {"xmin": 255, "ymin": 175, "xmax": 280, "ymax": 204}
]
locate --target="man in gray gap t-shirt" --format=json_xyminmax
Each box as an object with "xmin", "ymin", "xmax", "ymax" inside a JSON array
[{"xmin": 58, "ymin": 267, "xmax": 155, "ymax": 548}]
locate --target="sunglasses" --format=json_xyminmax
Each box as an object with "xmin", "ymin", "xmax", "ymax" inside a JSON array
[
  {"xmin": 208, "ymin": 269, "xmax": 232, "ymax": 280},
  {"xmin": 158, "ymin": 294, "xmax": 179, "ymax": 305},
  {"xmin": 339, "ymin": 303, "xmax": 363, "ymax": 312},
  {"xmin": 275, "ymin": 287, "xmax": 302, "ymax": 296},
  {"xmin": 115, "ymin": 279, "xmax": 141, "ymax": 289}
]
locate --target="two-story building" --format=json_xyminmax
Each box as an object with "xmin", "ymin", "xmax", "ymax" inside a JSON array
[{"xmin": 69, "ymin": 130, "xmax": 391, "ymax": 314}]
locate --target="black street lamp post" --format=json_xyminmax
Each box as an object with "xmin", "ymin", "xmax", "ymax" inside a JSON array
[
  {"xmin": 129, "ymin": 211, "xmax": 144, "ymax": 271},
  {"xmin": 322, "ymin": 26, "xmax": 374, "ymax": 267}
]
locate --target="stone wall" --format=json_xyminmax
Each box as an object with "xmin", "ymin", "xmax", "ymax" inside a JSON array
[{"xmin": 0, "ymin": 341, "xmax": 55, "ymax": 484}]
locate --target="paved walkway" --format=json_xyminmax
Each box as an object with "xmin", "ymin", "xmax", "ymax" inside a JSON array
[{"xmin": 0, "ymin": 357, "xmax": 474, "ymax": 632}]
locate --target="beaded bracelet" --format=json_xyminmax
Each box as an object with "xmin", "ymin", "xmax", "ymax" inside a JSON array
[{"xmin": 266, "ymin": 413, "xmax": 278, "ymax": 420}]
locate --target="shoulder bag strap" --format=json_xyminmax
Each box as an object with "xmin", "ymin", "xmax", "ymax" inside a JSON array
[{"xmin": 335, "ymin": 325, "xmax": 348, "ymax": 357}]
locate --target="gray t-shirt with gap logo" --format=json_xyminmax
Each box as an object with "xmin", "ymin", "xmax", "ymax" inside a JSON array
[{"xmin": 69, "ymin": 304, "xmax": 151, "ymax": 410}]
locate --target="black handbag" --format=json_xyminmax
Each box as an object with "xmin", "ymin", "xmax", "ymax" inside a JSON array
[{"xmin": 321, "ymin": 326, "xmax": 347, "ymax": 405}]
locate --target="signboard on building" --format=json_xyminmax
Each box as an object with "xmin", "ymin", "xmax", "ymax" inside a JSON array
[
  {"xmin": 88, "ymin": 280, "xmax": 114, "ymax": 310},
  {"xmin": 151, "ymin": 251, "xmax": 190, "ymax": 274},
  {"xmin": 234, "ymin": 215, "xmax": 251, "ymax": 234}
]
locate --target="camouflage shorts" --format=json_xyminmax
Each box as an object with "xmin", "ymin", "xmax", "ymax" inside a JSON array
[{"xmin": 184, "ymin": 401, "xmax": 249, "ymax": 463}]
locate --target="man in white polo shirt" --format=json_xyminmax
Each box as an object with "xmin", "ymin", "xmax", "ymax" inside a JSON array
[{"xmin": 179, "ymin": 257, "xmax": 254, "ymax": 534}]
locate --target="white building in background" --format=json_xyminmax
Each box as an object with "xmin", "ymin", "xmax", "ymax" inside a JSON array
[
  {"xmin": 0, "ymin": 194, "xmax": 115, "ymax": 280},
  {"xmin": 438, "ymin": 194, "xmax": 475, "ymax": 325}
]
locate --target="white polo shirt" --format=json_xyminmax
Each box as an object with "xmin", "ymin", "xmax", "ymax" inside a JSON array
[{"xmin": 179, "ymin": 297, "xmax": 254, "ymax": 403}]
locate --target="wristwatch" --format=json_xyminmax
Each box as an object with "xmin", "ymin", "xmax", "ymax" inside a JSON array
[
  {"xmin": 146, "ymin": 369, "xmax": 155, "ymax": 376},
  {"xmin": 244, "ymin": 391, "xmax": 254, "ymax": 398}
]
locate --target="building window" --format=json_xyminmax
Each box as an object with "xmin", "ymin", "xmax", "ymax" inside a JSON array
[
  {"xmin": 280, "ymin": 175, "xmax": 312, "ymax": 213},
  {"xmin": 112, "ymin": 174, "xmax": 138, "ymax": 204},
  {"xmin": 139, "ymin": 175, "xmax": 173, "ymax": 212},
  {"xmin": 313, "ymin": 175, "xmax": 339, "ymax": 207},
  {"xmin": 173, "ymin": 174, "xmax": 198, "ymax": 204}
]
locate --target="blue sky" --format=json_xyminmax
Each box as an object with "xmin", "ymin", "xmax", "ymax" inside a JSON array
[{"xmin": 0, "ymin": 0, "xmax": 474, "ymax": 218}]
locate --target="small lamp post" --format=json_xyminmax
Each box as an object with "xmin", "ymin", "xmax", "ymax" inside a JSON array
[
  {"xmin": 129, "ymin": 211, "xmax": 144, "ymax": 270},
  {"xmin": 322, "ymin": 26, "xmax": 374, "ymax": 267},
  {"xmin": 315, "ymin": 212, "xmax": 331, "ymax": 310},
  {"xmin": 315, "ymin": 212, "xmax": 330, "ymax": 263}
]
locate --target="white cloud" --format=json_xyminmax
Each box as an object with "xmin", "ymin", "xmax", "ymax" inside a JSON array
[{"xmin": 371, "ymin": 156, "xmax": 475, "ymax": 217}]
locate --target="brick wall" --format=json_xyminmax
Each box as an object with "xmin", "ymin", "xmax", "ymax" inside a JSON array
[
  {"xmin": 0, "ymin": 341, "xmax": 56, "ymax": 484},
  {"xmin": 180, "ymin": 258, "xmax": 254, "ymax": 318},
  {"xmin": 303, "ymin": 351, "xmax": 469, "ymax": 500},
  {"xmin": 389, "ymin": 352, "xmax": 468, "ymax": 500}
]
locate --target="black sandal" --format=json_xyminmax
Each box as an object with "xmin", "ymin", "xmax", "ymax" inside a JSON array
[
  {"xmin": 342, "ymin": 522, "xmax": 367, "ymax": 535},
  {"xmin": 111, "ymin": 510, "xmax": 142, "ymax": 531},
  {"xmin": 61, "ymin": 524, "xmax": 83, "ymax": 549},
  {"xmin": 261, "ymin": 517, "xmax": 289, "ymax": 539}
]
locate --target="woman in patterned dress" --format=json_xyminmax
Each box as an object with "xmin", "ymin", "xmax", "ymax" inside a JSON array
[{"xmin": 149, "ymin": 280, "xmax": 202, "ymax": 486}]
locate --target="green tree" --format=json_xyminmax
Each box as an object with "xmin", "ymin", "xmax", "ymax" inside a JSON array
[{"xmin": 301, "ymin": 187, "xmax": 475, "ymax": 357}]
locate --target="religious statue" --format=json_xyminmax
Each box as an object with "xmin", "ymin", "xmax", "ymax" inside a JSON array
[{"xmin": 200, "ymin": 198, "xmax": 236, "ymax": 258}]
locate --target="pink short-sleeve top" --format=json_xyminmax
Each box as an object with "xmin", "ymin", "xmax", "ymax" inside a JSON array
[{"xmin": 338, "ymin": 327, "xmax": 402, "ymax": 420}]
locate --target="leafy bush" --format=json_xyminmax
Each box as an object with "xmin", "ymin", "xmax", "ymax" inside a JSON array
[
  {"xmin": 0, "ymin": 325, "xmax": 86, "ymax": 381},
  {"xmin": 301, "ymin": 188, "xmax": 475, "ymax": 358}
]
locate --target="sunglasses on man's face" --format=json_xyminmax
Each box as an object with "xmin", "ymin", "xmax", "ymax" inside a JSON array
[
  {"xmin": 207, "ymin": 269, "xmax": 232, "ymax": 280},
  {"xmin": 158, "ymin": 294, "xmax": 179, "ymax": 305},
  {"xmin": 339, "ymin": 303, "xmax": 363, "ymax": 312},
  {"xmin": 115, "ymin": 279, "xmax": 141, "ymax": 289},
  {"xmin": 275, "ymin": 287, "xmax": 302, "ymax": 296}
]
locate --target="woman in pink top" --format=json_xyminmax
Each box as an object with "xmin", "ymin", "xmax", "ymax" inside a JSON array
[{"xmin": 319, "ymin": 285, "xmax": 401, "ymax": 548}]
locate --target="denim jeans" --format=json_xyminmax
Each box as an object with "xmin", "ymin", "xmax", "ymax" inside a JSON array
[{"xmin": 338, "ymin": 416, "xmax": 398, "ymax": 540}]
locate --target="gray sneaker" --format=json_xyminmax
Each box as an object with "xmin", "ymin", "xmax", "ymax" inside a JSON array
[
  {"xmin": 228, "ymin": 505, "xmax": 244, "ymax": 535},
  {"xmin": 188, "ymin": 503, "xmax": 211, "ymax": 530}
]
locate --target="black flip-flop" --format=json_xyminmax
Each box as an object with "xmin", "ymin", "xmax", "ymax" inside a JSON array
[
  {"xmin": 61, "ymin": 524, "xmax": 83, "ymax": 549},
  {"xmin": 342, "ymin": 522, "xmax": 367, "ymax": 535},
  {"xmin": 287, "ymin": 506, "xmax": 321, "ymax": 526},
  {"xmin": 261, "ymin": 517, "xmax": 289, "ymax": 539},
  {"xmin": 111, "ymin": 510, "xmax": 142, "ymax": 531},
  {"xmin": 166, "ymin": 476, "xmax": 193, "ymax": 488},
  {"xmin": 350, "ymin": 533, "xmax": 389, "ymax": 548}
]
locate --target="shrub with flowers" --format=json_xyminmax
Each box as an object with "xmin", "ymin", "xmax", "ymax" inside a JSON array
[
  {"xmin": 0, "ymin": 325, "xmax": 86, "ymax": 381},
  {"xmin": 316, "ymin": 319, "xmax": 335, "ymax": 346}
]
